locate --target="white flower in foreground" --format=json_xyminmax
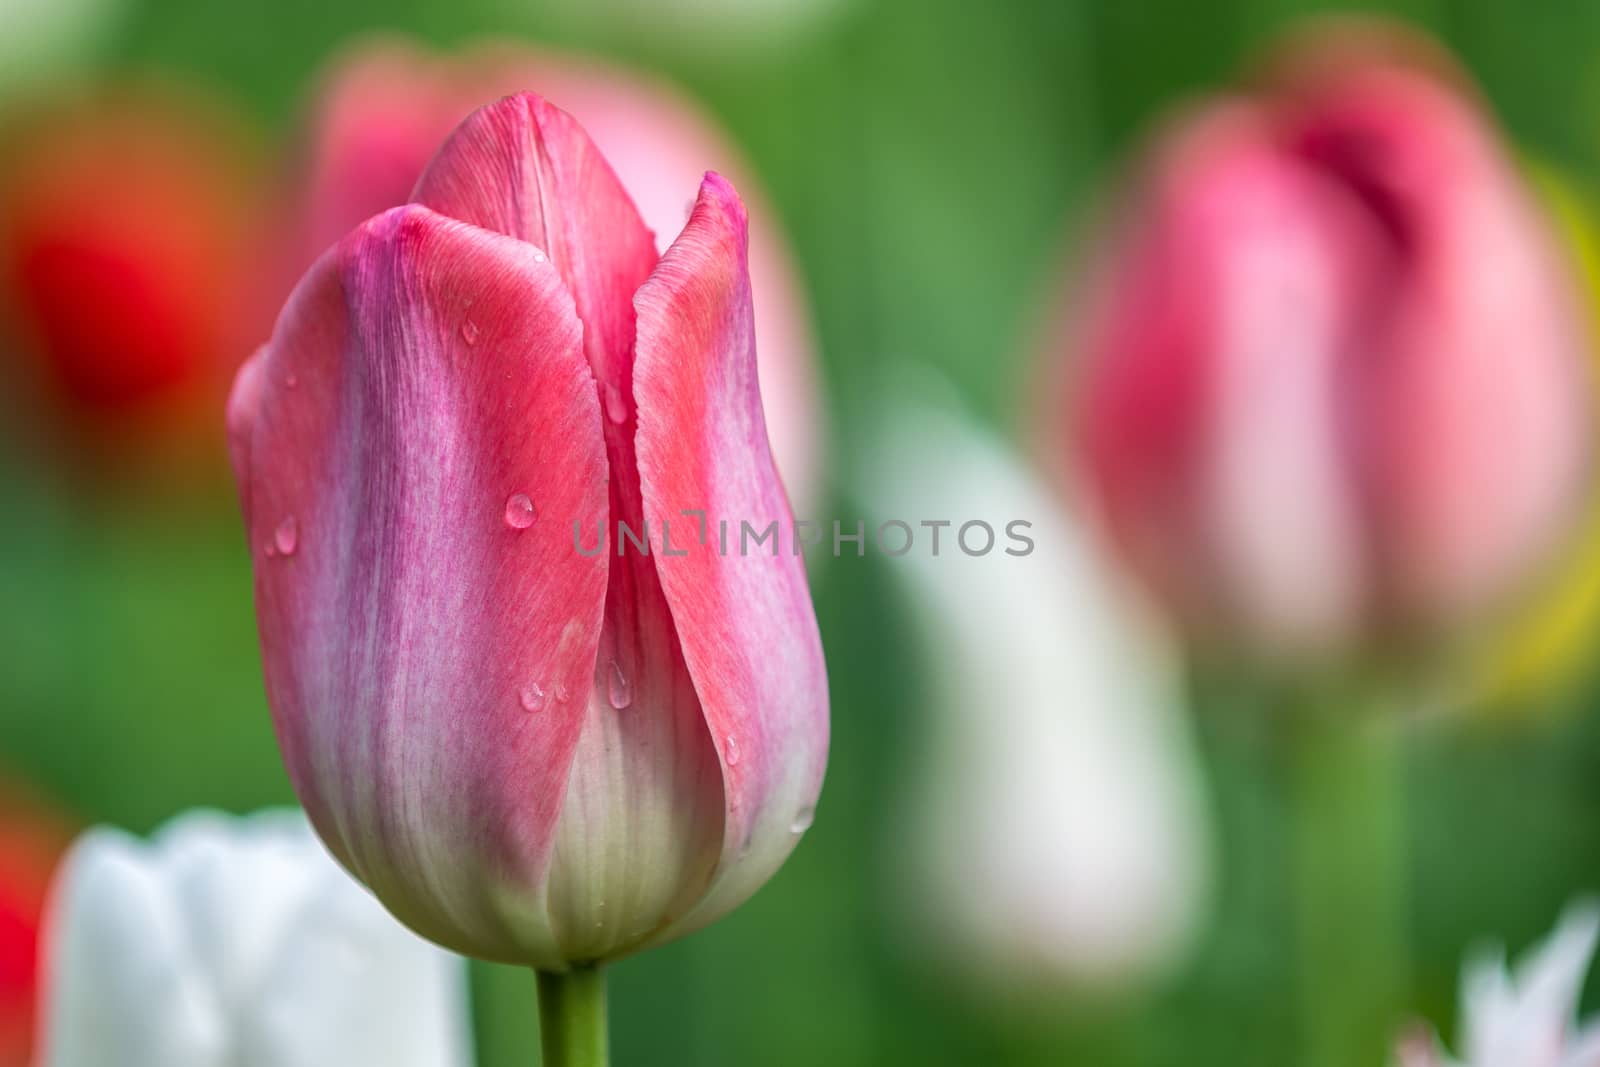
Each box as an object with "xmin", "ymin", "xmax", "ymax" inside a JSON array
[
  {"xmin": 1399, "ymin": 901, "xmax": 1600, "ymax": 1067},
  {"xmin": 39, "ymin": 808, "xmax": 473, "ymax": 1067},
  {"xmin": 861, "ymin": 391, "xmax": 1213, "ymax": 990}
]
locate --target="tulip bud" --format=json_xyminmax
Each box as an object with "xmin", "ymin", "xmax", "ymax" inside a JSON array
[
  {"xmin": 863, "ymin": 393, "xmax": 1210, "ymax": 992},
  {"xmin": 228, "ymin": 93, "xmax": 828, "ymax": 970},
  {"xmin": 38, "ymin": 809, "xmax": 471, "ymax": 1067},
  {"xmin": 1063, "ymin": 26, "xmax": 1592, "ymax": 656},
  {"xmin": 269, "ymin": 37, "xmax": 821, "ymax": 510}
]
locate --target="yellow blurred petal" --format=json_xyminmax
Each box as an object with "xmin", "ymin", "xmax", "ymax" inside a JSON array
[{"xmin": 1473, "ymin": 162, "xmax": 1600, "ymax": 706}]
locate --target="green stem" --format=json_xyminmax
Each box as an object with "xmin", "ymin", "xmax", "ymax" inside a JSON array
[
  {"xmin": 1289, "ymin": 696, "xmax": 1408, "ymax": 1067},
  {"xmin": 536, "ymin": 965, "xmax": 609, "ymax": 1067}
]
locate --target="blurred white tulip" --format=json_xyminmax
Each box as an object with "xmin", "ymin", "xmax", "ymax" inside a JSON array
[
  {"xmin": 861, "ymin": 390, "xmax": 1213, "ymax": 992},
  {"xmin": 1399, "ymin": 901, "xmax": 1600, "ymax": 1067},
  {"xmin": 38, "ymin": 808, "xmax": 473, "ymax": 1067}
]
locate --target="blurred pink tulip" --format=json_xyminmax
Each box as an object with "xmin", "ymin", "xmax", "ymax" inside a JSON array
[
  {"xmin": 228, "ymin": 93, "xmax": 828, "ymax": 969},
  {"xmin": 1062, "ymin": 26, "xmax": 1592, "ymax": 654},
  {"xmin": 265, "ymin": 37, "xmax": 821, "ymax": 510}
]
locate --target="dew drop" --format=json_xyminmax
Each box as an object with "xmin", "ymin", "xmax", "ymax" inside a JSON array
[
  {"xmin": 790, "ymin": 807, "xmax": 815, "ymax": 834},
  {"xmin": 519, "ymin": 683, "xmax": 545, "ymax": 713},
  {"xmin": 554, "ymin": 683, "xmax": 571, "ymax": 703},
  {"xmin": 503, "ymin": 493, "xmax": 536, "ymax": 530},
  {"xmin": 607, "ymin": 661, "xmax": 632, "ymax": 710},
  {"xmin": 725, "ymin": 734, "xmax": 741, "ymax": 766},
  {"xmin": 285, "ymin": 373, "xmax": 299, "ymax": 389},
  {"xmin": 603, "ymin": 382, "xmax": 628, "ymax": 425},
  {"xmin": 460, "ymin": 319, "xmax": 480, "ymax": 345},
  {"xmin": 532, "ymin": 248, "xmax": 548, "ymax": 263},
  {"xmin": 274, "ymin": 516, "xmax": 299, "ymax": 557}
]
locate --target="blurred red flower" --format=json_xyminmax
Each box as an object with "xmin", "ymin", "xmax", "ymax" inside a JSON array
[
  {"xmin": 0, "ymin": 86, "xmax": 258, "ymax": 421},
  {"xmin": 0, "ymin": 783, "xmax": 69, "ymax": 1067}
]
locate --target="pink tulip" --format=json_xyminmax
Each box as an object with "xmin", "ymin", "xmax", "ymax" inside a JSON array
[
  {"xmin": 227, "ymin": 93, "xmax": 829, "ymax": 968},
  {"xmin": 268, "ymin": 37, "xmax": 821, "ymax": 511},
  {"xmin": 1063, "ymin": 26, "xmax": 1592, "ymax": 653}
]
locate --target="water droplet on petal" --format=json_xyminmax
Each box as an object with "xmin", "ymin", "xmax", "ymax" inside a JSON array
[
  {"xmin": 274, "ymin": 516, "xmax": 299, "ymax": 557},
  {"xmin": 532, "ymin": 248, "xmax": 548, "ymax": 263},
  {"xmin": 519, "ymin": 683, "xmax": 545, "ymax": 713},
  {"xmin": 285, "ymin": 373, "xmax": 298, "ymax": 389},
  {"xmin": 461, "ymin": 319, "xmax": 480, "ymax": 345},
  {"xmin": 607, "ymin": 661, "xmax": 632, "ymax": 709},
  {"xmin": 791, "ymin": 807, "xmax": 815, "ymax": 834},
  {"xmin": 555, "ymin": 683, "xmax": 571, "ymax": 703},
  {"xmin": 603, "ymin": 382, "xmax": 628, "ymax": 425},
  {"xmin": 504, "ymin": 493, "xmax": 536, "ymax": 530},
  {"xmin": 725, "ymin": 734, "xmax": 741, "ymax": 766}
]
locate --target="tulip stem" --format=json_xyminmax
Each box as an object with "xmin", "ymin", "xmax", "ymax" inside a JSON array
[
  {"xmin": 536, "ymin": 964, "xmax": 609, "ymax": 1067},
  {"xmin": 1289, "ymin": 691, "xmax": 1408, "ymax": 1067}
]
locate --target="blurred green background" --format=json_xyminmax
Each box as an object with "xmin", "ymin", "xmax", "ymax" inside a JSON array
[{"xmin": 7, "ymin": 0, "xmax": 1600, "ymax": 1063}]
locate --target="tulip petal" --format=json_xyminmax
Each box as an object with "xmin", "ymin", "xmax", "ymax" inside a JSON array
[
  {"xmin": 42, "ymin": 830, "xmax": 227, "ymax": 1067},
  {"xmin": 515, "ymin": 58, "xmax": 826, "ymax": 511},
  {"xmin": 42, "ymin": 810, "xmax": 473, "ymax": 1067},
  {"xmin": 631, "ymin": 173, "xmax": 828, "ymax": 941},
  {"xmin": 410, "ymin": 91, "xmax": 658, "ymax": 395},
  {"xmin": 233, "ymin": 204, "xmax": 609, "ymax": 962},
  {"xmin": 1285, "ymin": 64, "xmax": 1592, "ymax": 626},
  {"xmin": 1429, "ymin": 900, "xmax": 1600, "ymax": 1067},
  {"xmin": 1076, "ymin": 103, "xmax": 1375, "ymax": 653},
  {"xmin": 244, "ymin": 818, "xmax": 474, "ymax": 1067},
  {"xmin": 413, "ymin": 91, "xmax": 736, "ymax": 965}
]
